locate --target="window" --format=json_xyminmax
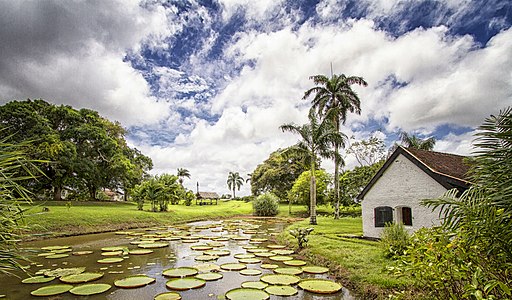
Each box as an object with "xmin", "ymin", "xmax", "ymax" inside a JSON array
[
  {"xmin": 401, "ymin": 207, "xmax": 412, "ymax": 226},
  {"xmin": 374, "ymin": 206, "xmax": 393, "ymax": 227}
]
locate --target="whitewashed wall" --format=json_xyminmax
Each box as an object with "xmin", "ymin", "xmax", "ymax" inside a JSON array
[{"xmin": 361, "ymin": 153, "xmax": 445, "ymax": 238}]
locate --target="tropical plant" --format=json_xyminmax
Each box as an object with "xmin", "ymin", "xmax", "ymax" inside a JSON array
[
  {"xmin": 289, "ymin": 170, "xmax": 331, "ymax": 208},
  {"xmin": 380, "ymin": 222, "xmax": 410, "ymax": 258},
  {"xmin": 280, "ymin": 110, "xmax": 345, "ymax": 225},
  {"xmin": 399, "ymin": 131, "xmax": 436, "ymax": 151},
  {"xmin": 304, "ymin": 73, "xmax": 367, "ymax": 219},
  {"xmin": 289, "ymin": 227, "xmax": 314, "ymax": 250},
  {"xmin": 252, "ymin": 193, "xmax": 280, "ymax": 216},
  {"xmin": 227, "ymin": 171, "xmax": 244, "ymax": 199},
  {"xmin": 176, "ymin": 168, "xmax": 190, "ymax": 187}
]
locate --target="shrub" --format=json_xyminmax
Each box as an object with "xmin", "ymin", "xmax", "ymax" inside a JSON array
[
  {"xmin": 252, "ymin": 193, "xmax": 279, "ymax": 216},
  {"xmin": 289, "ymin": 227, "xmax": 314, "ymax": 249},
  {"xmin": 380, "ymin": 222, "xmax": 410, "ymax": 258}
]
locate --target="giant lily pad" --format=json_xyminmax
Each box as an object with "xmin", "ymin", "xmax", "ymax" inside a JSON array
[
  {"xmin": 240, "ymin": 269, "xmax": 262, "ymax": 276},
  {"xmin": 22, "ymin": 276, "xmax": 56, "ymax": 284},
  {"xmin": 203, "ymin": 249, "xmax": 230, "ymax": 256},
  {"xmin": 274, "ymin": 267, "xmax": 303, "ymax": 275},
  {"xmin": 254, "ymin": 252, "xmax": 274, "ymax": 258},
  {"xmin": 45, "ymin": 253, "xmax": 69, "ymax": 259},
  {"xmin": 220, "ymin": 263, "xmax": 247, "ymax": 271},
  {"xmin": 190, "ymin": 245, "xmax": 213, "ymax": 251},
  {"xmin": 165, "ymin": 278, "xmax": 206, "ymax": 290},
  {"xmin": 129, "ymin": 249, "xmax": 153, "ymax": 255},
  {"xmin": 31, "ymin": 284, "xmax": 73, "ymax": 296},
  {"xmin": 193, "ymin": 263, "xmax": 220, "ymax": 273},
  {"xmin": 270, "ymin": 249, "xmax": 294, "ymax": 255},
  {"xmin": 162, "ymin": 267, "xmax": 198, "ymax": 278},
  {"xmin": 154, "ymin": 291, "xmax": 182, "ymax": 300},
  {"xmin": 194, "ymin": 255, "xmax": 219, "ymax": 261},
  {"xmin": 97, "ymin": 257, "xmax": 124, "ymax": 264},
  {"xmin": 260, "ymin": 264, "xmax": 279, "ymax": 269},
  {"xmin": 260, "ymin": 274, "xmax": 301, "ymax": 285},
  {"xmin": 241, "ymin": 281, "xmax": 268, "ymax": 290},
  {"xmin": 283, "ymin": 260, "xmax": 307, "ymax": 266},
  {"xmin": 234, "ymin": 253, "xmax": 255, "ymax": 259},
  {"xmin": 114, "ymin": 275, "xmax": 156, "ymax": 288},
  {"xmin": 268, "ymin": 255, "xmax": 293, "ymax": 261},
  {"xmin": 265, "ymin": 285, "xmax": 298, "ymax": 296},
  {"xmin": 138, "ymin": 242, "xmax": 168, "ymax": 249},
  {"xmin": 238, "ymin": 258, "xmax": 261, "ymax": 264},
  {"xmin": 266, "ymin": 244, "xmax": 286, "ymax": 249},
  {"xmin": 195, "ymin": 272, "xmax": 223, "ymax": 281},
  {"xmin": 225, "ymin": 288, "xmax": 269, "ymax": 300},
  {"xmin": 301, "ymin": 266, "xmax": 329, "ymax": 274},
  {"xmin": 69, "ymin": 283, "xmax": 111, "ymax": 296},
  {"xmin": 298, "ymin": 279, "xmax": 342, "ymax": 294},
  {"xmin": 41, "ymin": 246, "xmax": 70, "ymax": 251},
  {"xmin": 101, "ymin": 251, "xmax": 123, "ymax": 256},
  {"xmin": 60, "ymin": 272, "xmax": 104, "ymax": 283},
  {"xmin": 44, "ymin": 267, "xmax": 85, "ymax": 277},
  {"xmin": 72, "ymin": 251, "xmax": 93, "ymax": 256},
  {"xmin": 101, "ymin": 246, "xmax": 124, "ymax": 252}
]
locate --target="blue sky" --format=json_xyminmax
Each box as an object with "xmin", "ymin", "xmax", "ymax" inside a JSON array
[{"xmin": 0, "ymin": 0, "xmax": 511, "ymax": 195}]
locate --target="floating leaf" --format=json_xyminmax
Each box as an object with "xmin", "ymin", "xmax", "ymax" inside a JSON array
[
  {"xmin": 31, "ymin": 284, "xmax": 73, "ymax": 296},
  {"xmin": 44, "ymin": 267, "xmax": 86, "ymax": 277},
  {"xmin": 225, "ymin": 288, "xmax": 269, "ymax": 300},
  {"xmin": 301, "ymin": 266, "xmax": 329, "ymax": 274},
  {"xmin": 195, "ymin": 272, "xmax": 223, "ymax": 281},
  {"xmin": 60, "ymin": 272, "xmax": 103, "ymax": 283},
  {"xmin": 298, "ymin": 279, "xmax": 342, "ymax": 294},
  {"xmin": 41, "ymin": 246, "xmax": 70, "ymax": 251},
  {"xmin": 268, "ymin": 255, "xmax": 293, "ymax": 261},
  {"xmin": 220, "ymin": 263, "xmax": 247, "ymax": 271},
  {"xmin": 241, "ymin": 281, "xmax": 268, "ymax": 290},
  {"xmin": 162, "ymin": 267, "xmax": 198, "ymax": 278},
  {"xmin": 260, "ymin": 274, "xmax": 300, "ymax": 285},
  {"xmin": 265, "ymin": 285, "xmax": 298, "ymax": 296},
  {"xmin": 97, "ymin": 257, "xmax": 124, "ymax": 264},
  {"xmin": 45, "ymin": 254, "xmax": 69, "ymax": 259},
  {"xmin": 260, "ymin": 264, "xmax": 279, "ymax": 269},
  {"xmin": 154, "ymin": 291, "xmax": 182, "ymax": 300},
  {"xmin": 101, "ymin": 251, "xmax": 123, "ymax": 256},
  {"xmin": 22, "ymin": 276, "xmax": 56, "ymax": 284},
  {"xmin": 266, "ymin": 244, "xmax": 286, "ymax": 249},
  {"xmin": 203, "ymin": 249, "xmax": 230, "ymax": 256},
  {"xmin": 101, "ymin": 246, "xmax": 124, "ymax": 252},
  {"xmin": 114, "ymin": 275, "xmax": 156, "ymax": 288},
  {"xmin": 274, "ymin": 267, "xmax": 303, "ymax": 275},
  {"xmin": 190, "ymin": 245, "xmax": 213, "ymax": 251},
  {"xmin": 238, "ymin": 258, "xmax": 261, "ymax": 264},
  {"xmin": 194, "ymin": 255, "xmax": 219, "ymax": 261},
  {"xmin": 240, "ymin": 269, "xmax": 262, "ymax": 276},
  {"xmin": 129, "ymin": 249, "xmax": 153, "ymax": 255},
  {"xmin": 254, "ymin": 252, "xmax": 274, "ymax": 258},
  {"xmin": 69, "ymin": 283, "xmax": 111, "ymax": 296},
  {"xmin": 283, "ymin": 260, "xmax": 307, "ymax": 266},
  {"xmin": 270, "ymin": 249, "xmax": 294, "ymax": 255},
  {"xmin": 72, "ymin": 251, "xmax": 93, "ymax": 256},
  {"xmin": 138, "ymin": 242, "xmax": 168, "ymax": 249},
  {"xmin": 193, "ymin": 263, "xmax": 220, "ymax": 273},
  {"xmin": 165, "ymin": 278, "xmax": 206, "ymax": 290},
  {"xmin": 234, "ymin": 254, "xmax": 255, "ymax": 259}
]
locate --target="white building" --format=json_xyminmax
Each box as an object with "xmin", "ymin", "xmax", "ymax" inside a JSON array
[{"xmin": 358, "ymin": 146, "xmax": 470, "ymax": 238}]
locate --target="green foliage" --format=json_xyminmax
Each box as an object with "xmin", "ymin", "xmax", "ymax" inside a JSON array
[
  {"xmin": 132, "ymin": 174, "xmax": 185, "ymax": 212},
  {"xmin": 289, "ymin": 170, "xmax": 331, "ymax": 207},
  {"xmin": 289, "ymin": 227, "xmax": 314, "ymax": 249},
  {"xmin": 339, "ymin": 160, "xmax": 384, "ymax": 205},
  {"xmin": 346, "ymin": 136, "xmax": 386, "ymax": 167},
  {"xmin": 252, "ymin": 193, "xmax": 279, "ymax": 216},
  {"xmin": 380, "ymin": 223, "xmax": 410, "ymax": 258},
  {"xmin": 398, "ymin": 131, "xmax": 436, "ymax": 151},
  {"xmin": 183, "ymin": 190, "xmax": 195, "ymax": 206}
]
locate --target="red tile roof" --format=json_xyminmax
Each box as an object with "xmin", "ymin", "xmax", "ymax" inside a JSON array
[{"xmin": 405, "ymin": 148, "xmax": 471, "ymax": 182}]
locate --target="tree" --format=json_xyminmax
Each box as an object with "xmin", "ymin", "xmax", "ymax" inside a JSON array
[
  {"xmin": 289, "ymin": 170, "xmax": 331, "ymax": 208},
  {"xmin": 176, "ymin": 168, "xmax": 190, "ymax": 187},
  {"xmin": 339, "ymin": 160, "xmax": 385, "ymax": 205},
  {"xmin": 304, "ymin": 73, "xmax": 367, "ymax": 219},
  {"xmin": 346, "ymin": 136, "xmax": 386, "ymax": 166},
  {"xmin": 250, "ymin": 148, "xmax": 308, "ymax": 200},
  {"xmin": 227, "ymin": 171, "xmax": 244, "ymax": 199},
  {"xmin": 399, "ymin": 131, "xmax": 436, "ymax": 151},
  {"xmin": 280, "ymin": 110, "xmax": 345, "ymax": 225}
]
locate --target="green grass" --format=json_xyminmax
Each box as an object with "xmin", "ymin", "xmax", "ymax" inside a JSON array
[
  {"xmin": 21, "ymin": 200, "xmax": 253, "ymax": 238},
  {"xmin": 280, "ymin": 216, "xmax": 414, "ymax": 299}
]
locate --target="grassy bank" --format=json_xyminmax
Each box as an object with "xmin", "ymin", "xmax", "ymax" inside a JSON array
[
  {"xmin": 20, "ymin": 200, "xmax": 253, "ymax": 239},
  {"xmin": 280, "ymin": 216, "xmax": 414, "ymax": 299}
]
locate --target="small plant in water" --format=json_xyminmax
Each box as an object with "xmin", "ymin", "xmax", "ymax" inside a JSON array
[{"xmin": 289, "ymin": 227, "xmax": 314, "ymax": 249}]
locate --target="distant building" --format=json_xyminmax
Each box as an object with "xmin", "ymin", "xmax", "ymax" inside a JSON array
[
  {"xmin": 357, "ymin": 146, "xmax": 471, "ymax": 238},
  {"xmin": 196, "ymin": 192, "xmax": 220, "ymax": 205}
]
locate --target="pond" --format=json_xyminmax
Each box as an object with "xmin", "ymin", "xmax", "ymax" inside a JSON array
[{"xmin": 1, "ymin": 219, "xmax": 355, "ymax": 299}]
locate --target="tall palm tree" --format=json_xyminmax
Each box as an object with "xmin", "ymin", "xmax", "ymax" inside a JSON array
[
  {"xmin": 280, "ymin": 110, "xmax": 346, "ymax": 225},
  {"xmin": 399, "ymin": 131, "xmax": 436, "ymax": 151},
  {"xmin": 176, "ymin": 168, "xmax": 190, "ymax": 187},
  {"xmin": 227, "ymin": 171, "xmax": 244, "ymax": 199},
  {"xmin": 303, "ymin": 73, "xmax": 367, "ymax": 219}
]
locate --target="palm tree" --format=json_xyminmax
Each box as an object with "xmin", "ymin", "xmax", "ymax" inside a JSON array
[
  {"xmin": 176, "ymin": 168, "xmax": 190, "ymax": 187},
  {"xmin": 280, "ymin": 110, "xmax": 346, "ymax": 225},
  {"xmin": 399, "ymin": 131, "xmax": 436, "ymax": 150},
  {"xmin": 227, "ymin": 171, "xmax": 244, "ymax": 199},
  {"xmin": 303, "ymin": 73, "xmax": 367, "ymax": 219}
]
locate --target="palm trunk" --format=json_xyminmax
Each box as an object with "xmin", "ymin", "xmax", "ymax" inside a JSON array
[
  {"xmin": 310, "ymin": 160, "xmax": 317, "ymax": 225},
  {"xmin": 233, "ymin": 187, "xmax": 236, "ymax": 199},
  {"xmin": 53, "ymin": 185, "xmax": 62, "ymax": 201},
  {"xmin": 334, "ymin": 120, "xmax": 341, "ymax": 219}
]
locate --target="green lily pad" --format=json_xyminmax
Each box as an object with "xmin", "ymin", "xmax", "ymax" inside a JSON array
[
  {"xmin": 298, "ymin": 279, "xmax": 342, "ymax": 294},
  {"xmin": 260, "ymin": 274, "xmax": 301, "ymax": 285},
  {"xmin": 234, "ymin": 253, "xmax": 255, "ymax": 259},
  {"xmin": 207, "ymin": 241, "xmax": 224, "ymax": 247},
  {"xmin": 269, "ymin": 255, "xmax": 293, "ymax": 261},
  {"xmin": 129, "ymin": 249, "xmax": 154, "ymax": 255},
  {"xmin": 114, "ymin": 275, "xmax": 156, "ymax": 288},
  {"xmin": 250, "ymin": 238, "xmax": 268, "ymax": 242},
  {"xmin": 238, "ymin": 258, "xmax": 261, "ymax": 264},
  {"xmin": 190, "ymin": 245, "xmax": 213, "ymax": 251},
  {"xmin": 283, "ymin": 259, "xmax": 307, "ymax": 266},
  {"xmin": 274, "ymin": 267, "xmax": 303, "ymax": 275},
  {"xmin": 154, "ymin": 291, "xmax": 182, "ymax": 300},
  {"xmin": 163, "ymin": 267, "xmax": 198, "ymax": 278},
  {"xmin": 44, "ymin": 267, "xmax": 86, "ymax": 277},
  {"xmin": 203, "ymin": 249, "xmax": 230, "ymax": 256},
  {"xmin": 97, "ymin": 257, "xmax": 124, "ymax": 264},
  {"xmin": 246, "ymin": 248, "xmax": 267, "ymax": 253},
  {"xmin": 72, "ymin": 251, "xmax": 94, "ymax": 256},
  {"xmin": 37, "ymin": 252, "xmax": 56, "ymax": 257},
  {"xmin": 254, "ymin": 252, "xmax": 274, "ymax": 257},
  {"xmin": 241, "ymin": 281, "xmax": 269, "ymax": 290},
  {"xmin": 69, "ymin": 283, "xmax": 111, "ymax": 296},
  {"xmin": 194, "ymin": 255, "xmax": 219, "ymax": 261},
  {"xmin": 225, "ymin": 288, "xmax": 269, "ymax": 300},
  {"xmin": 22, "ymin": 275, "xmax": 56, "ymax": 284},
  {"xmin": 193, "ymin": 263, "xmax": 220, "ymax": 273},
  {"xmin": 60, "ymin": 272, "xmax": 104, "ymax": 283},
  {"xmin": 41, "ymin": 246, "xmax": 70, "ymax": 251},
  {"xmin": 265, "ymin": 285, "xmax": 298, "ymax": 296},
  {"xmin": 45, "ymin": 253, "xmax": 69, "ymax": 259},
  {"xmin": 101, "ymin": 250, "xmax": 123, "ymax": 256},
  {"xmin": 195, "ymin": 272, "xmax": 223, "ymax": 281},
  {"xmin": 51, "ymin": 248, "xmax": 73, "ymax": 253},
  {"xmin": 270, "ymin": 249, "xmax": 294, "ymax": 255},
  {"xmin": 302, "ymin": 266, "xmax": 329, "ymax": 274},
  {"xmin": 266, "ymin": 244, "xmax": 286, "ymax": 249},
  {"xmin": 261, "ymin": 264, "xmax": 279, "ymax": 269},
  {"xmin": 240, "ymin": 269, "xmax": 262, "ymax": 276},
  {"xmin": 220, "ymin": 263, "xmax": 247, "ymax": 271},
  {"xmin": 165, "ymin": 278, "xmax": 206, "ymax": 290},
  {"xmin": 101, "ymin": 246, "xmax": 124, "ymax": 252},
  {"xmin": 31, "ymin": 284, "xmax": 73, "ymax": 296},
  {"xmin": 138, "ymin": 242, "xmax": 169, "ymax": 249}
]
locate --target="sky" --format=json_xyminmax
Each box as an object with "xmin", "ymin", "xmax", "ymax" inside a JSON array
[{"xmin": 0, "ymin": 0, "xmax": 511, "ymax": 196}]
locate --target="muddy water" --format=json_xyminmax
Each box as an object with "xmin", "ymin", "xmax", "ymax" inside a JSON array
[{"xmin": 0, "ymin": 219, "xmax": 354, "ymax": 299}]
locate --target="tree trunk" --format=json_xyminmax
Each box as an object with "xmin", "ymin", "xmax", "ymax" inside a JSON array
[
  {"xmin": 334, "ymin": 121, "xmax": 341, "ymax": 219},
  {"xmin": 124, "ymin": 189, "xmax": 128, "ymax": 201},
  {"xmin": 233, "ymin": 187, "xmax": 235, "ymax": 199},
  {"xmin": 310, "ymin": 161, "xmax": 317, "ymax": 225},
  {"xmin": 53, "ymin": 185, "xmax": 62, "ymax": 201},
  {"xmin": 88, "ymin": 185, "xmax": 97, "ymax": 201}
]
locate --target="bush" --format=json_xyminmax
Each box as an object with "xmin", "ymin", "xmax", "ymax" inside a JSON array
[
  {"xmin": 252, "ymin": 193, "xmax": 279, "ymax": 216},
  {"xmin": 289, "ymin": 227, "xmax": 314, "ymax": 249},
  {"xmin": 380, "ymin": 222, "xmax": 410, "ymax": 258}
]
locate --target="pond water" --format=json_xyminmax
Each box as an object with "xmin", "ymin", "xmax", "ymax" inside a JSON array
[{"xmin": 1, "ymin": 219, "xmax": 355, "ymax": 299}]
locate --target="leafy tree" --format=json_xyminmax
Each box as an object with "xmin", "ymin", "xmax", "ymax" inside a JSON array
[
  {"xmin": 227, "ymin": 171, "xmax": 244, "ymax": 199},
  {"xmin": 339, "ymin": 160, "xmax": 385, "ymax": 205},
  {"xmin": 176, "ymin": 168, "xmax": 190, "ymax": 187},
  {"xmin": 399, "ymin": 131, "xmax": 436, "ymax": 151},
  {"xmin": 280, "ymin": 110, "xmax": 344, "ymax": 225},
  {"xmin": 346, "ymin": 136, "xmax": 386, "ymax": 166},
  {"xmin": 250, "ymin": 148, "xmax": 308, "ymax": 200},
  {"xmin": 289, "ymin": 170, "xmax": 331, "ymax": 208},
  {"xmin": 304, "ymin": 73, "xmax": 367, "ymax": 219}
]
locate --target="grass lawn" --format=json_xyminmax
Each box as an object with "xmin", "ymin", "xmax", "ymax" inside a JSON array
[{"xmin": 280, "ymin": 216, "xmax": 415, "ymax": 299}]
